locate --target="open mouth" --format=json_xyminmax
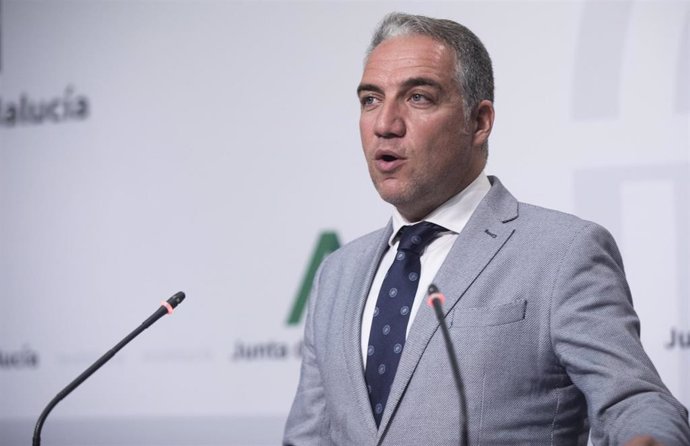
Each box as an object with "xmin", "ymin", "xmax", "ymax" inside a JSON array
[
  {"xmin": 381, "ymin": 154, "xmax": 398, "ymax": 162},
  {"xmin": 374, "ymin": 151, "xmax": 404, "ymax": 172}
]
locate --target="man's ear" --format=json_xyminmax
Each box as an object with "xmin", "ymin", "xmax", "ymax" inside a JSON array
[{"xmin": 472, "ymin": 100, "xmax": 495, "ymax": 148}]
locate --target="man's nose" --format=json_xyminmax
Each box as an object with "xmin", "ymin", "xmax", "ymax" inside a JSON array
[{"xmin": 374, "ymin": 100, "xmax": 406, "ymax": 138}]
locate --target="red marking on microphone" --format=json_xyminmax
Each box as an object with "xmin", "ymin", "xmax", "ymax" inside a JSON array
[
  {"xmin": 161, "ymin": 300, "xmax": 174, "ymax": 315},
  {"xmin": 426, "ymin": 291, "xmax": 445, "ymax": 307}
]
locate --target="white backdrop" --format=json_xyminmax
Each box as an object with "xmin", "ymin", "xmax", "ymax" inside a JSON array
[{"xmin": 1, "ymin": 1, "xmax": 688, "ymax": 445}]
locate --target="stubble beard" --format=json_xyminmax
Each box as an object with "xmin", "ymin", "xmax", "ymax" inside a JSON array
[{"xmin": 371, "ymin": 172, "xmax": 440, "ymax": 221}]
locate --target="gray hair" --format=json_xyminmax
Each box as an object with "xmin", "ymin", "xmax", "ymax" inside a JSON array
[{"xmin": 366, "ymin": 12, "xmax": 494, "ymax": 122}]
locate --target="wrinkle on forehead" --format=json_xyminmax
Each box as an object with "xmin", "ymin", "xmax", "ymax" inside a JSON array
[
  {"xmin": 360, "ymin": 34, "xmax": 458, "ymax": 95},
  {"xmin": 373, "ymin": 35, "xmax": 449, "ymax": 62}
]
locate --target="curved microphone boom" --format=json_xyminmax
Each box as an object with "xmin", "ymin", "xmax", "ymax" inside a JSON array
[
  {"xmin": 426, "ymin": 284, "xmax": 468, "ymax": 445},
  {"xmin": 32, "ymin": 291, "xmax": 186, "ymax": 446}
]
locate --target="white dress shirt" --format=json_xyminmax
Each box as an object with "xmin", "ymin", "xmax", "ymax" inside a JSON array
[{"xmin": 361, "ymin": 173, "xmax": 491, "ymax": 366}]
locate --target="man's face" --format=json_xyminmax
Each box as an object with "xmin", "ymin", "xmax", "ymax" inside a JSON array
[{"xmin": 358, "ymin": 34, "xmax": 485, "ymax": 221}]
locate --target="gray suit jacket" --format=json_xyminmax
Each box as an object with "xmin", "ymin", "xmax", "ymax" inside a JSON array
[{"xmin": 284, "ymin": 177, "xmax": 690, "ymax": 445}]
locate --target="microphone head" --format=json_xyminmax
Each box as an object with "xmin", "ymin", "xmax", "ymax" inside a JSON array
[
  {"xmin": 426, "ymin": 284, "xmax": 445, "ymax": 307},
  {"xmin": 167, "ymin": 291, "xmax": 186, "ymax": 309}
]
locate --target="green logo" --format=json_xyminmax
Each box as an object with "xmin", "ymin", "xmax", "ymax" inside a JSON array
[{"xmin": 286, "ymin": 231, "xmax": 341, "ymax": 325}]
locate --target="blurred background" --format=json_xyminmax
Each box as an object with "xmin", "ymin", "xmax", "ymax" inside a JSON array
[{"xmin": 1, "ymin": 0, "xmax": 688, "ymax": 444}]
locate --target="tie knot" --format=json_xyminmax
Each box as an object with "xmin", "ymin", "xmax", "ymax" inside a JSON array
[{"xmin": 397, "ymin": 222, "xmax": 446, "ymax": 255}]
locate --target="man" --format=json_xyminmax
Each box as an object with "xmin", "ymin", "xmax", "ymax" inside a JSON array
[{"xmin": 284, "ymin": 12, "xmax": 690, "ymax": 445}]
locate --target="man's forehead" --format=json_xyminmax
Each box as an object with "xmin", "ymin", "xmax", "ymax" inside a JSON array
[
  {"xmin": 359, "ymin": 35, "xmax": 456, "ymax": 90},
  {"xmin": 366, "ymin": 34, "xmax": 452, "ymax": 68}
]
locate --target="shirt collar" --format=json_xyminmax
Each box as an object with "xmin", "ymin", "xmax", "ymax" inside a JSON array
[{"xmin": 388, "ymin": 172, "xmax": 491, "ymax": 247}]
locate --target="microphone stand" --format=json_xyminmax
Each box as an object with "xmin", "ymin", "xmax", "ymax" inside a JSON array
[
  {"xmin": 32, "ymin": 291, "xmax": 185, "ymax": 446},
  {"xmin": 427, "ymin": 284, "xmax": 468, "ymax": 446}
]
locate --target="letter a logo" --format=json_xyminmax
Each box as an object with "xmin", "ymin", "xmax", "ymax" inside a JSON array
[{"xmin": 286, "ymin": 231, "xmax": 340, "ymax": 325}]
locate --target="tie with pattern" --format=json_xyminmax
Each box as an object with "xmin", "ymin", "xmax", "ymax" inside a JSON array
[{"xmin": 364, "ymin": 221, "xmax": 446, "ymax": 427}]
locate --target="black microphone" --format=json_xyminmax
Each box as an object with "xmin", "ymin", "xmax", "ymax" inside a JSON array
[
  {"xmin": 426, "ymin": 284, "xmax": 468, "ymax": 445},
  {"xmin": 32, "ymin": 291, "xmax": 186, "ymax": 446}
]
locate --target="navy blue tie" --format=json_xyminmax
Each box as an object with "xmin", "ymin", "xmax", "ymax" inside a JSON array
[{"xmin": 365, "ymin": 221, "xmax": 445, "ymax": 426}]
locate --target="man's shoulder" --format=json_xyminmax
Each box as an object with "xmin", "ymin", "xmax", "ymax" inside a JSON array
[
  {"xmin": 519, "ymin": 201, "xmax": 590, "ymax": 228},
  {"xmin": 312, "ymin": 225, "xmax": 390, "ymax": 289},
  {"xmin": 486, "ymin": 177, "xmax": 617, "ymax": 252},
  {"xmin": 327, "ymin": 226, "xmax": 390, "ymax": 263},
  {"xmin": 489, "ymin": 177, "xmax": 605, "ymax": 233},
  {"xmin": 504, "ymin": 203, "xmax": 630, "ymax": 280}
]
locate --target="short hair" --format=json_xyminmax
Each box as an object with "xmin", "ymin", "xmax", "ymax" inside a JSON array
[{"xmin": 366, "ymin": 12, "xmax": 494, "ymax": 122}]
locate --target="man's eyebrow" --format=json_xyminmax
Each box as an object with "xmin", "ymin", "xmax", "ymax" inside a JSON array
[
  {"xmin": 356, "ymin": 77, "xmax": 444, "ymax": 96},
  {"xmin": 400, "ymin": 77, "xmax": 443, "ymax": 92},
  {"xmin": 356, "ymin": 83, "xmax": 383, "ymax": 96}
]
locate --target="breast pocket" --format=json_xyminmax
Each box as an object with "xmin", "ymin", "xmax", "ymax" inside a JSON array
[{"xmin": 450, "ymin": 299, "xmax": 527, "ymax": 327}]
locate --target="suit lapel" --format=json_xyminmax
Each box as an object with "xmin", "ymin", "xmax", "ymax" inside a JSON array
[
  {"xmin": 342, "ymin": 223, "xmax": 394, "ymax": 438},
  {"xmin": 376, "ymin": 177, "xmax": 519, "ymax": 441}
]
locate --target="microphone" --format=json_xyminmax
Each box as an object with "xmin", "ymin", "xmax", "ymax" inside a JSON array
[
  {"xmin": 426, "ymin": 284, "xmax": 468, "ymax": 445},
  {"xmin": 32, "ymin": 291, "xmax": 186, "ymax": 446}
]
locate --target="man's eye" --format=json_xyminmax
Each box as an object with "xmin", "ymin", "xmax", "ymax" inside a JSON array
[
  {"xmin": 361, "ymin": 96, "xmax": 377, "ymax": 106},
  {"xmin": 410, "ymin": 93, "xmax": 430, "ymax": 103}
]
